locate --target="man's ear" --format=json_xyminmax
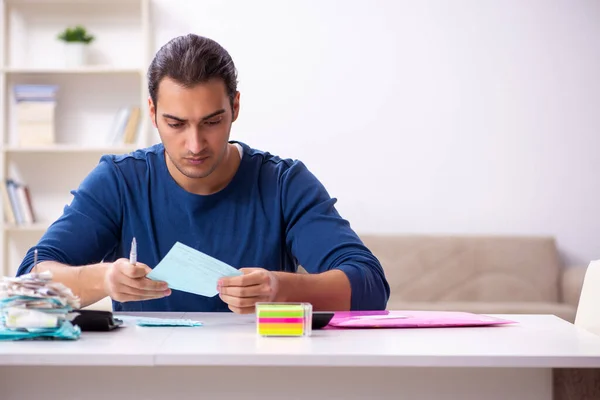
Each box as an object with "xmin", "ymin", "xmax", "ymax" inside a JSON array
[
  {"xmin": 232, "ymin": 91, "xmax": 241, "ymax": 122},
  {"xmin": 148, "ymin": 96, "xmax": 157, "ymax": 128}
]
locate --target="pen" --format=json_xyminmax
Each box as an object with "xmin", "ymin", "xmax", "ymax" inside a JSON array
[
  {"xmin": 130, "ymin": 237, "xmax": 137, "ymax": 265},
  {"xmin": 33, "ymin": 248, "xmax": 38, "ymax": 274}
]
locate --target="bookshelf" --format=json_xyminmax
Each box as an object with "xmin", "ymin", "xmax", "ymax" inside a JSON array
[
  {"xmin": 0, "ymin": 0, "xmax": 152, "ymax": 276},
  {"xmin": 1, "ymin": 66, "xmax": 144, "ymax": 74}
]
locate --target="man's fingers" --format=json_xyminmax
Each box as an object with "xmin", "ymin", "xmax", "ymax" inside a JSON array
[
  {"xmin": 228, "ymin": 304, "xmax": 255, "ymax": 314},
  {"xmin": 115, "ymin": 280, "xmax": 170, "ymax": 299},
  {"xmin": 121, "ymin": 276, "xmax": 169, "ymax": 292},
  {"xmin": 219, "ymin": 293, "xmax": 253, "ymax": 308},
  {"xmin": 218, "ymin": 269, "xmax": 277, "ymax": 309},
  {"xmin": 119, "ymin": 287, "xmax": 169, "ymax": 299},
  {"xmin": 219, "ymin": 293, "xmax": 268, "ymax": 308},
  {"xmin": 113, "ymin": 292, "xmax": 166, "ymax": 303},
  {"xmin": 106, "ymin": 259, "xmax": 171, "ymax": 302},
  {"xmin": 116, "ymin": 261, "xmax": 167, "ymax": 290},
  {"xmin": 219, "ymin": 271, "xmax": 268, "ymax": 287},
  {"xmin": 218, "ymin": 284, "xmax": 269, "ymax": 298},
  {"xmin": 121, "ymin": 262, "xmax": 151, "ymax": 278}
]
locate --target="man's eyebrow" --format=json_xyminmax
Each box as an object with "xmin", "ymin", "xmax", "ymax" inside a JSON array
[
  {"xmin": 162, "ymin": 109, "xmax": 225, "ymax": 122},
  {"xmin": 162, "ymin": 113, "xmax": 186, "ymax": 122},
  {"xmin": 201, "ymin": 109, "xmax": 225, "ymax": 120}
]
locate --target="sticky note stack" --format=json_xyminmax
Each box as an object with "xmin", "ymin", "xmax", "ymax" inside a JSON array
[
  {"xmin": 256, "ymin": 303, "xmax": 313, "ymax": 337},
  {"xmin": 0, "ymin": 270, "xmax": 82, "ymax": 341}
]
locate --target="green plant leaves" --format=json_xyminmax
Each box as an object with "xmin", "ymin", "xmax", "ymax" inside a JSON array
[{"xmin": 57, "ymin": 25, "xmax": 95, "ymax": 44}]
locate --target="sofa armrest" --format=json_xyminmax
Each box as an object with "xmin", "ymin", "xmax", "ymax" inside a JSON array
[{"xmin": 561, "ymin": 265, "xmax": 588, "ymax": 308}]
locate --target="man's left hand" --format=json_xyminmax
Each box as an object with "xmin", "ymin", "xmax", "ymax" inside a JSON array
[{"xmin": 217, "ymin": 268, "xmax": 279, "ymax": 314}]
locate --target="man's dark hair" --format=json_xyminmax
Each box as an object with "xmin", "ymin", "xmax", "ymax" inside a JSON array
[{"xmin": 148, "ymin": 34, "xmax": 238, "ymax": 111}]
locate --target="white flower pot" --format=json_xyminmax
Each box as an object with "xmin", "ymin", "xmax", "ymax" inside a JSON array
[{"xmin": 64, "ymin": 43, "xmax": 87, "ymax": 67}]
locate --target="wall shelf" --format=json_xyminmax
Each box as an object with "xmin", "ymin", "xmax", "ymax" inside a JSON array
[
  {"xmin": 4, "ymin": 222, "xmax": 47, "ymax": 232},
  {"xmin": 1, "ymin": 67, "xmax": 144, "ymax": 75},
  {"xmin": 6, "ymin": 0, "xmax": 140, "ymax": 5},
  {"xmin": 0, "ymin": 0, "xmax": 152, "ymax": 277},
  {"xmin": 3, "ymin": 144, "xmax": 138, "ymax": 153}
]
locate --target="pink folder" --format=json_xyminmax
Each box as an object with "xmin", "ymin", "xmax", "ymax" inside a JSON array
[{"xmin": 326, "ymin": 310, "xmax": 516, "ymax": 329}]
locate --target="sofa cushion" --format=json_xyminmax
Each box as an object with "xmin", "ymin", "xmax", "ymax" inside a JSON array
[
  {"xmin": 386, "ymin": 300, "xmax": 576, "ymax": 323},
  {"xmin": 360, "ymin": 234, "xmax": 562, "ymax": 304}
]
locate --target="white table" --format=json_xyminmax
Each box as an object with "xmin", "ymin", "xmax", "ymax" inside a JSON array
[{"xmin": 1, "ymin": 313, "xmax": 600, "ymax": 400}]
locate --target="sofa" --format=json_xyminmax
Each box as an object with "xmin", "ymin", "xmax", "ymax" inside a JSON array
[
  {"xmin": 88, "ymin": 234, "xmax": 587, "ymax": 323},
  {"xmin": 360, "ymin": 234, "xmax": 587, "ymax": 322}
]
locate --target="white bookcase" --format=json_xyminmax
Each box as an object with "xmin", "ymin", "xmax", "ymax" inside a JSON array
[{"xmin": 0, "ymin": 0, "xmax": 152, "ymax": 276}]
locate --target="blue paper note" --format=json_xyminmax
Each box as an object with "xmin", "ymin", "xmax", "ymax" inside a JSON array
[
  {"xmin": 116, "ymin": 315, "xmax": 203, "ymax": 327},
  {"xmin": 147, "ymin": 241, "xmax": 242, "ymax": 297}
]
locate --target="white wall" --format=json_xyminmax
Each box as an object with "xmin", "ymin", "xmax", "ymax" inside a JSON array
[{"xmin": 151, "ymin": 0, "xmax": 600, "ymax": 266}]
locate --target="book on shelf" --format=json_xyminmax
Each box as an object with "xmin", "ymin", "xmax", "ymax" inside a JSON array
[
  {"xmin": 13, "ymin": 85, "xmax": 58, "ymax": 147},
  {"xmin": 108, "ymin": 106, "xmax": 141, "ymax": 145},
  {"xmin": 1, "ymin": 179, "xmax": 36, "ymax": 226}
]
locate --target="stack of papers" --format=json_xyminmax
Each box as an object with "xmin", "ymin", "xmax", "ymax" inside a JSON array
[{"xmin": 0, "ymin": 271, "xmax": 82, "ymax": 341}]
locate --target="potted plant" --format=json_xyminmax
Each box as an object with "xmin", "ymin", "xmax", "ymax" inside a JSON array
[{"xmin": 57, "ymin": 25, "xmax": 95, "ymax": 67}]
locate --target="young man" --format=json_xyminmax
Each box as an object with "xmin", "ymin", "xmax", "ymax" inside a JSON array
[{"xmin": 16, "ymin": 34, "xmax": 390, "ymax": 313}]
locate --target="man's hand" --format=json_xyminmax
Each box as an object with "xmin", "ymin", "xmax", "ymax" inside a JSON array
[
  {"xmin": 218, "ymin": 268, "xmax": 279, "ymax": 314},
  {"xmin": 103, "ymin": 258, "xmax": 171, "ymax": 302}
]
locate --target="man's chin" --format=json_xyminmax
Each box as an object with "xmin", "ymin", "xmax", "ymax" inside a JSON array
[{"xmin": 180, "ymin": 167, "xmax": 214, "ymax": 179}]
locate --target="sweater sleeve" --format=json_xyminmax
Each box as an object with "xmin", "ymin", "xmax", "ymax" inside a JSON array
[
  {"xmin": 16, "ymin": 156, "xmax": 123, "ymax": 276},
  {"xmin": 280, "ymin": 160, "xmax": 390, "ymax": 310}
]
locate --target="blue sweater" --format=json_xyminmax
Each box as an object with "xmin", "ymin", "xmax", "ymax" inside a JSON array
[{"xmin": 16, "ymin": 141, "xmax": 390, "ymax": 312}]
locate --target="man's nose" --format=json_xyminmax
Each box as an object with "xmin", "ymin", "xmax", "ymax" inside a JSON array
[{"xmin": 186, "ymin": 127, "xmax": 205, "ymax": 154}]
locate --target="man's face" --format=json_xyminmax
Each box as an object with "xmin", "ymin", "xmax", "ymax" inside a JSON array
[{"xmin": 149, "ymin": 77, "xmax": 240, "ymax": 180}]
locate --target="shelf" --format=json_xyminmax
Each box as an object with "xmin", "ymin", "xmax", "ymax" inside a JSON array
[
  {"xmin": 4, "ymin": 222, "xmax": 48, "ymax": 233},
  {"xmin": 0, "ymin": 0, "xmax": 151, "ymax": 277},
  {"xmin": 3, "ymin": 144, "xmax": 138, "ymax": 153},
  {"xmin": 1, "ymin": 66, "xmax": 144, "ymax": 75},
  {"xmin": 5, "ymin": 0, "xmax": 141, "ymax": 5}
]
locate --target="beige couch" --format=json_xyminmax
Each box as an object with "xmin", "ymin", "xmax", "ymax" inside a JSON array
[{"xmin": 361, "ymin": 234, "xmax": 587, "ymax": 322}]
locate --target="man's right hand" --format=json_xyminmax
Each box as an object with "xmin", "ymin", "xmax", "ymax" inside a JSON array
[{"xmin": 104, "ymin": 258, "xmax": 171, "ymax": 302}]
